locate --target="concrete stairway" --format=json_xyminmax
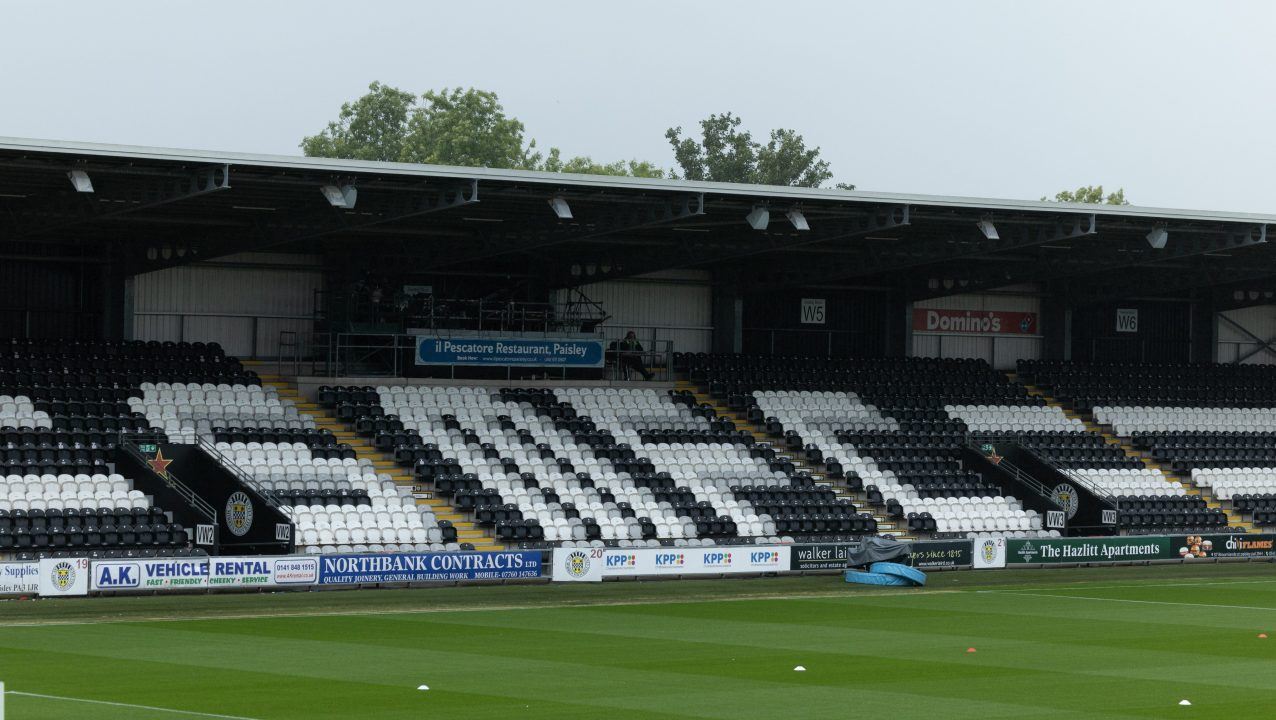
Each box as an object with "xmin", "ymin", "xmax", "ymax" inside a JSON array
[
  {"xmin": 1008, "ymin": 372, "xmax": 1255, "ymax": 533},
  {"xmin": 252, "ymin": 370, "xmax": 503, "ymax": 551},
  {"xmin": 674, "ymin": 380, "xmax": 908, "ymax": 539}
]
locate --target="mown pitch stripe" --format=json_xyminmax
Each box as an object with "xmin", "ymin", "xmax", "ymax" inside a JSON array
[
  {"xmin": 6, "ymin": 690, "xmax": 263, "ymax": 719},
  {"xmin": 989, "ymin": 590, "xmax": 1276, "ymax": 611}
]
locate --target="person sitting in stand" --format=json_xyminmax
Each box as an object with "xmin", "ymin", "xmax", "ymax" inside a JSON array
[{"xmin": 618, "ymin": 331, "xmax": 652, "ymax": 380}]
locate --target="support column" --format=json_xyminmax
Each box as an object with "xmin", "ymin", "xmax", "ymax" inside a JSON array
[
  {"xmin": 1041, "ymin": 294, "xmax": 1072, "ymax": 360},
  {"xmin": 100, "ymin": 262, "xmax": 132, "ymax": 341},
  {"xmin": 885, "ymin": 293, "xmax": 910, "ymax": 358},
  {"xmin": 1191, "ymin": 298, "xmax": 1218, "ymax": 363},
  {"xmin": 711, "ymin": 276, "xmax": 743, "ymax": 354}
]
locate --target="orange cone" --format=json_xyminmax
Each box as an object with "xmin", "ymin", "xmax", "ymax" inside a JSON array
[{"xmin": 966, "ymin": 647, "xmax": 977, "ymax": 653}]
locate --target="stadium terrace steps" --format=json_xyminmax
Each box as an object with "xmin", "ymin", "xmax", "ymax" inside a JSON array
[
  {"xmin": 1010, "ymin": 373, "xmax": 1254, "ymax": 533},
  {"xmin": 257, "ymin": 375, "xmax": 503, "ymax": 551},
  {"xmin": 675, "ymin": 381, "xmax": 908, "ymax": 540}
]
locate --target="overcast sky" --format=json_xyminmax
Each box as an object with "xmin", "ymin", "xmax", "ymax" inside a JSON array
[{"xmin": 3, "ymin": 1, "xmax": 1273, "ymax": 212}]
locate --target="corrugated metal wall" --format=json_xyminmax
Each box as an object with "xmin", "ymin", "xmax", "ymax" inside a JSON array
[
  {"xmin": 131, "ymin": 252, "xmax": 323, "ymax": 358},
  {"xmin": 556, "ymin": 270, "xmax": 712, "ymax": 353},
  {"xmin": 1219, "ymin": 305, "xmax": 1276, "ymax": 364},
  {"xmin": 911, "ymin": 290, "xmax": 1042, "ymax": 369}
]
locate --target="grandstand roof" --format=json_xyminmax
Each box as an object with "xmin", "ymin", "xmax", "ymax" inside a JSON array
[{"xmin": 2, "ymin": 135, "xmax": 1274, "ymax": 304}]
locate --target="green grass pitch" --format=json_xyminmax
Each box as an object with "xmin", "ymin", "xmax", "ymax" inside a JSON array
[{"xmin": 2, "ymin": 563, "xmax": 1276, "ymax": 719}]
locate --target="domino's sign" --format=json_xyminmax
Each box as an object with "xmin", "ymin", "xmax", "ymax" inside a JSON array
[{"xmin": 416, "ymin": 337, "xmax": 604, "ymax": 368}]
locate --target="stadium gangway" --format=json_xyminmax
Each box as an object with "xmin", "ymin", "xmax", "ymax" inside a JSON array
[
  {"xmin": 195, "ymin": 436, "xmax": 287, "ymax": 511},
  {"xmin": 967, "ymin": 433, "xmax": 1121, "ymax": 535},
  {"xmin": 117, "ymin": 435, "xmax": 219, "ymax": 526}
]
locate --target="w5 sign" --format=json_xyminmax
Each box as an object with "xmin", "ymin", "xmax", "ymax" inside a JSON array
[{"xmin": 553, "ymin": 547, "xmax": 791, "ymax": 581}]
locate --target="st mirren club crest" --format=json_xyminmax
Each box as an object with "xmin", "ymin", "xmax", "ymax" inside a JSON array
[
  {"xmin": 980, "ymin": 539, "xmax": 999, "ymax": 566},
  {"xmin": 564, "ymin": 550, "xmax": 591, "ymax": 579},
  {"xmin": 51, "ymin": 560, "xmax": 76, "ymax": 591},
  {"xmin": 1051, "ymin": 483, "xmax": 1080, "ymax": 519},
  {"xmin": 225, "ymin": 491, "xmax": 254, "ymax": 537}
]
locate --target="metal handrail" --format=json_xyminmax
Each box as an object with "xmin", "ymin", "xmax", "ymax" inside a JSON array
[
  {"xmin": 118, "ymin": 437, "xmax": 217, "ymax": 521},
  {"xmin": 196, "ymin": 436, "xmax": 285, "ymax": 510},
  {"xmin": 968, "ymin": 433, "xmax": 1119, "ymax": 505}
]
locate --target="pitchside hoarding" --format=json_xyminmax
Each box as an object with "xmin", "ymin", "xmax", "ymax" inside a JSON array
[
  {"xmin": 789, "ymin": 543, "xmax": 858, "ymax": 571},
  {"xmin": 209, "ymin": 557, "xmax": 319, "ymax": 588},
  {"xmin": 0, "ymin": 562, "xmax": 39, "ymax": 595},
  {"xmin": 317, "ymin": 551, "xmax": 541, "ymax": 584},
  {"xmin": 555, "ymin": 546, "xmax": 791, "ymax": 580},
  {"xmin": 1171, "ymin": 534, "xmax": 1276, "ymax": 560},
  {"xmin": 1006, "ymin": 536, "xmax": 1172, "ymax": 564},
  {"xmin": 38, "ymin": 557, "xmax": 90, "ymax": 597},
  {"xmin": 907, "ymin": 540, "xmax": 974, "ymax": 569},
  {"xmin": 416, "ymin": 337, "xmax": 605, "ymax": 368},
  {"xmin": 91, "ymin": 558, "xmax": 210, "ymax": 591},
  {"xmin": 788, "ymin": 541, "xmax": 973, "ymax": 571}
]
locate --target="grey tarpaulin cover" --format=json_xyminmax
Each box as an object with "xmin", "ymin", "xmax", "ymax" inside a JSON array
[{"xmin": 845, "ymin": 537, "xmax": 909, "ymax": 567}]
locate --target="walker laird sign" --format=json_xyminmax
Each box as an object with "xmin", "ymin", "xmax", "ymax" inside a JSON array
[{"xmin": 912, "ymin": 309, "xmax": 1039, "ymax": 336}]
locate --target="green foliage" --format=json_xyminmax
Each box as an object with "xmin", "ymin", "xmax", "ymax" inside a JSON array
[
  {"xmin": 540, "ymin": 148, "xmax": 664, "ymax": 178},
  {"xmin": 299, "ymin": 82, "xmax": 416, "ymax": 162},
  {"xmin": 401, "ymin": 87, "xmax": 541, "ymax": 169},
  {"xmin": 304, "ymin": 87, "xmax": 850, "ymax": 186},
  {"xmin": 303, "ymin": 83, "xmax": 660, "ymax": 177},
  {"xmin": 1042, "ymin": 185, "xmax": 1130, "ymax": 205},
  {"xmin": 665, "ymin": 112, "xmax": 837, "ymax": 187}
]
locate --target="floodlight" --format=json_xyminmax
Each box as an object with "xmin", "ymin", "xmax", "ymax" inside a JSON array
[
  {"xmin": 548, "ymin": 195, "xmax": 573, "ymax": 219},
  {"xmin": 786, "ymin": 209, "xmax": 810, "ymax": 231},
  {"xmin": 1146, "ymin": 226, "xmax": 1168, "ymax": 249},
  {"xmin": 67, "ymin": 169, "xmax": 94, "ymax": 193},
  {"xmin": 320, "ymin": 184, "xmax": 358, "ymax": 209},
  {"xmin": 746, "ymin": 205, "xmax": 770, "ymax": 231},
  {"xmin": 976, "ymin": 218, "xmax": 999, "ymax": 240}
]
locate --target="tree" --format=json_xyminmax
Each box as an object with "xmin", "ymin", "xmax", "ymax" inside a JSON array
[
  {"xmin": 299, "ymin": 82, "xmax": 416, "ymax": 162},
  {"xmin": 664, "ymin": 112, "xmax": 841, "ymax": 187},
  {"xmin": 540, "ymin": 148, "xmax": 664, "ymax": 178},
  {"xmin": 302, "ymin": 83, "xmax": 662, "ymax": 177},
  {"xmin": 1042, "ymin": 185, "xmax": 1130, "ymax": 205},
  {"xmin": 400, "ymin": 87, "xmax": 542, "ymax": 169}
]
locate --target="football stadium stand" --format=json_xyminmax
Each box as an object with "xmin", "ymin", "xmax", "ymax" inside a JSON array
[{"xmin": 5, "ymin": 135, "xmax": 1276, "ymax": 566}]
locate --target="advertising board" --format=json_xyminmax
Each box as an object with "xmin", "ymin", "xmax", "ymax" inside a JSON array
[
  {"xmin": 912, "ymin": 309, "xmax": 1039, "ymax": 336},
  {"xmin": 602, "ymin": 547, "xmax": 790, "ymax": 577},
  {"xmin": 0, "ymin": 562, "xmax": 39, "ymax": 595},
  {"xmin": 317, "ymin": 551, "xmax": 541, "ymax": 584},
  {"xmin": 38, "ymin": 557, "xmax": 90, "ymax": 597},
  {"xmin": 91, "ymin": 558, "xmax": 210, "ymax": 591},
  {"xmin": 416, "ymin": 337, "xmax": 605, "ymax": 368}
]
